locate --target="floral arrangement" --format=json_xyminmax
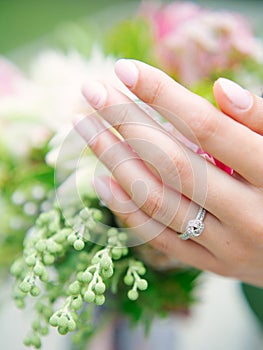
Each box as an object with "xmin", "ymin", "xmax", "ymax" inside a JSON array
[{"xmin": 1, "ymin": 2, "xmax": 263, "ymax": 349}]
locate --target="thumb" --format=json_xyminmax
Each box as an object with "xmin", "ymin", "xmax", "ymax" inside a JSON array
[{"xmin": 213, "ymin": 78, "xmax": 263, "ymax": 135}]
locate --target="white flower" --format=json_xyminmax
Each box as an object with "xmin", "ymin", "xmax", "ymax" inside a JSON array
[{"xmin": 0, "ymin": 47, "xmax": 127, "ymax": 157}]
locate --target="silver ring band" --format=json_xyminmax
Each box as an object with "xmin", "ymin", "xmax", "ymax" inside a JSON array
[{"xmin": 179, "ymin": 207, "xmax": 206, "ymax": 240}]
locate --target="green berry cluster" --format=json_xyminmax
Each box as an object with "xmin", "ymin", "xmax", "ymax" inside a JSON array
[
  {"xmin": 124, "ymin": 260, "xmax": 148, "ymax": 301},
  {"xmin": 48, "ymin": 227, "xmax": 131, "ymax": 335},
  {"xmin": 49, "ymin": 306, "xmax": 77, "ymax": 335},
  {"xmin": 23, "ymin": 301, "xmax": 53, "ymax": 348},
  {"xmin": 67, "ymin": 208, "xmax": 102, "ymax": 251},
  {"xmin": 11, "ymin": 199, "xmax": 149, "ymax": 349},
  {"xmin": 11, "ymin": 210, "xmax": 70, "ymax": 307}
]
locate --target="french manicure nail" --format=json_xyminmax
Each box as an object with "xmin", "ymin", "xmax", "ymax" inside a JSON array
[
  {"xmin": 217, "ymin": 78, "xmax": 253, "ymax": 110},
  {"xmin": 82, "ymin": 80, "xmax": 107, "ymax": 109},
  {"xmin": 115, "ymin": 59, "xmax": 139, "ymax": 88},
  {"xmin": 92, "ymin": 177, "xmax": 112, "ymax": 203},
  {"xmin": 73, "ymin": 115, "xmax": 101, "ymax": 145}
]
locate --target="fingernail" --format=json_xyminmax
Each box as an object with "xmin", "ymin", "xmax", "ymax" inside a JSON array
[
  {"xmin": 92, "ymin": 177, "xmax": 112, "ymax": 203},
  {"xmin": 217, "ymin": 78, "xmax": 253, "ymax": 110},
  {"xmin": 82, "ymin": 80, "xmax": 107, "ymax": 109},
  {"xmin": 73, "ymin": 115, "xmax": 101, "ymax": 145},
  {"xmin": 115, "ymin": 59, "xmax": 139, "ymax": 88}
]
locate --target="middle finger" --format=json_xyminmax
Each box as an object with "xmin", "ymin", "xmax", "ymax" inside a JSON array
[{"xmin": 81, "ymin": 81, "xmax": 253, "ymax": 224}]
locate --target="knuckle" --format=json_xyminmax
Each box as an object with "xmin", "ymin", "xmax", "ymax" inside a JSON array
[
  {"xmin": 159, "ymin": 149, "xmax": 192, "ymax": 186},
  {"xmin": 142, "ymin": 187, "xmax": 165, "ymax": 219},
  {"xmin": 188, "ymin": 105, "xmax": 219, "ymax": 142},
  {"xmin": 145, "ymin": 78, "xmax": 165, "ymax": 106},
  {"xmin": 113, "ymin": 104, "xmax": 132, "ymax": 134}
]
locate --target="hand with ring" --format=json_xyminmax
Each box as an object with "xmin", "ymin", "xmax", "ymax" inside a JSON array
[{"xmin": 74, "ymin": 59, "xmax": 263, "ymax": 288}]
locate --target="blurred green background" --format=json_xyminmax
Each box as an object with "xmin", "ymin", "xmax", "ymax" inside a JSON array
[
  {"xmin": 0, "ymin": 0, "xmax": 136, "ymax": 54},
  {"xmin": 1, "ymin": 0, "xmax": 263, "ymax": 56}
]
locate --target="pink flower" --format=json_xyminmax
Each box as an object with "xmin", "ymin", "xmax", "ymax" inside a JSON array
[
  {"xmin": 197, "ymin": 148, "xmax": 233, "ymax": 175},
  {"xmin": 140, "ymin": 2, "xmax": 263, "ymax": 86},
  {"xmin": 176, "ymin": 132, "xmax": 233, "ymax": 175}
]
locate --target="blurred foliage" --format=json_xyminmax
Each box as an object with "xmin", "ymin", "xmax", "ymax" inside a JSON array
[
  {"xmin": 0, "ymin": 0, "xmax": 135, "ymax": 54},
  {"xmin": 242, "ymin": 283, "xmax": 263, "ymax": 329},
  {"xmin": 104, "ymin": 18, "xmax": 155, "ymax": 64}
]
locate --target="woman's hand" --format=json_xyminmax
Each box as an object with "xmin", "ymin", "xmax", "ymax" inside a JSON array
[{"xmin": 74, "ymin": 59, "xmax": 263, "ymax": 287}]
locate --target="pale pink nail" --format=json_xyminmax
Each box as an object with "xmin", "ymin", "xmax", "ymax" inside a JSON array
[
  {"xmin": 73, "ymin": 115, "xmax": 101, "ymax": 145},
  {"xmin": 92, "ymin": 177, "xmax": 112, "ymax": 203},
  {"xmin": 82, "ymin": 80, "xmax": 107, "ymax": 109},
  {"xmin": 217, "ymin": 78, "xmax": 253, "ymax": 110},
  {"xmin": 115, "ymin": 59, "xmax": 139, "ymax": 88}
]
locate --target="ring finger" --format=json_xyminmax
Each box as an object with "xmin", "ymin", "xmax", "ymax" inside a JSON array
[{"xmin": 74, "ymin": 114, "xmax": 223, "ymax": 248}]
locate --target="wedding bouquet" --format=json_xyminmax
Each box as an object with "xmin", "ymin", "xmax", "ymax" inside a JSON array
[{"xmin": 1, "ymin": 2, "xmax": 263, "ymax": 349}]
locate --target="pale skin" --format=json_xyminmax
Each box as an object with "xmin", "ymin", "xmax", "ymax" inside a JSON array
[{"xmin": 74, "ymin": 59, "xmax": 263, "ymax": 287}]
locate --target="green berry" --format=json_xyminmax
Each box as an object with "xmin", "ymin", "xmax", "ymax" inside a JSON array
[
  {"xmin": 32, "ymin": 319, "xmax": 41, "ymax": 331},
  {"xmin": 68, "ymin": 281, "xmax": 81, "ymax": 295},
  {"xmin": 137, "ymin": 279, "xmax": 148, "ymax": 291},
  {"xmin": 128, "ymin": 289, "xmax": 139, "ymax": 301},
  {"xmin": 31, "ymin": 333, "xmax": 41, "ymax": 348},
  {"xmin": 49, "ymin": 314, "xmax": 59, "ymax": 327},
  {"xmin": 101, "ymin": 267, "xmax": 113, "ymax": 279},
  {"xmin": 137, "ymin": 266, "xmax": 146, "ymax": 275},
  {"xmin": 67, "ymin": 233, "xmax": 76, "ymax": 244},
  {"xmin": 23, "ymin": 336, "xmax": 31, "ymax": 346},
  {"xmin": 118, "ymin": 233, "xmax": 127, "ymax": 242},
  {"xmin": 124, "ymin": 274, "xmax": 134, "ymax": 286},
  {"xmin": 108, "ymin": 236, "xmax": 117, "ymax": 245},
  {"xmin": 71, "ymin": 296, "xmax": 83, "ymax": 310},
  {"xmin": 43, "ymin": 254, "xmax": 55, "ymax": 265},
  {"xmin": 73, "ymin": 239, "xmax": 85, "ymax": 251},
  {"xmin": 84, "ymin": 290, "xmax": 95, "ymax": 303},
  {"xmin": 30, "ymin": 285, "xmax": 41, "ymax": 297},
  {"xmin": 39, "ymin": 270, "xmax": 49, "ymax": 282},
  {"xmin": 67, "ymin": 319, "xmax": 76, "ymax": 332},
  {"xmin": 54, "ymin": 231, "xmax": 66, "ymax": 243},
  {"xmin": 95, "ymin": 294, "xmax": 105, "ymax": 306},
  {"xmin": 79, "ymin": 208, "xmax": 90, "ymax": 220},
  {"xmin": 40, "ymin": 326, "xmax": 49, "ymax": 336},
  {"xmin": 100, "ymin": 256, "xmax": 112, "ymax": 269},
  {"xmin": 10, "ymin": 260, "xmax": 23, "ymax": 277},
  {"xmin": 107, "ymin": 228, "xmax": 118, "ymax": 237},
  {"xmin": 47, "ymin": 240, "xmax": 61, "ymax": 253},
  {"xmin": 57, "ymin": 314, "xmax": 68, "ymax": 328},
  {"xmin": 33, "ymin": 263, "xmax": 45, "ymax": 276},
  {"xmin": 94, "ymin": 282, "xmax": 106, "ymax": 295},
  {"xmin": 35, "ymin": 240, "xmax": 46, "ymax": 252},
  {"xmin": 36, "ymin": 301, "xmax": 44, "ymax": 313},
  {"xmin": 111, "ymin": 247, "xmax": 122, "ymax": 260},
  {"xmin": 19, "ymin": 280, "xmax": 32, "ymax": 293},
  {"xmin": 92, "ymin": 209, "xmax": 103, "ymax": 221},
  {"xmin": 77, "ymin": 271, "xmax": 92, "ymax": 283},
  {"xmin": 58, "ymin": 326, "xmax": 68, "ymax": 335},
  {"xmin": 15, "ymin": 298, "xmax": 25, "ymax": 309},
  {"xmin": 25, "ymin": 255, "xmax": 36, "ymax": 266},
  {"xmin": 122, "ymin": 247, "xmax": 129, "ymax": 256},
  {"xmin": 49, "ymin": 222, "xmax": 59, "ymax": 233},
  {"xmin": 43, "ymin": 306, "xmax": 53, "ymax": 319}
]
